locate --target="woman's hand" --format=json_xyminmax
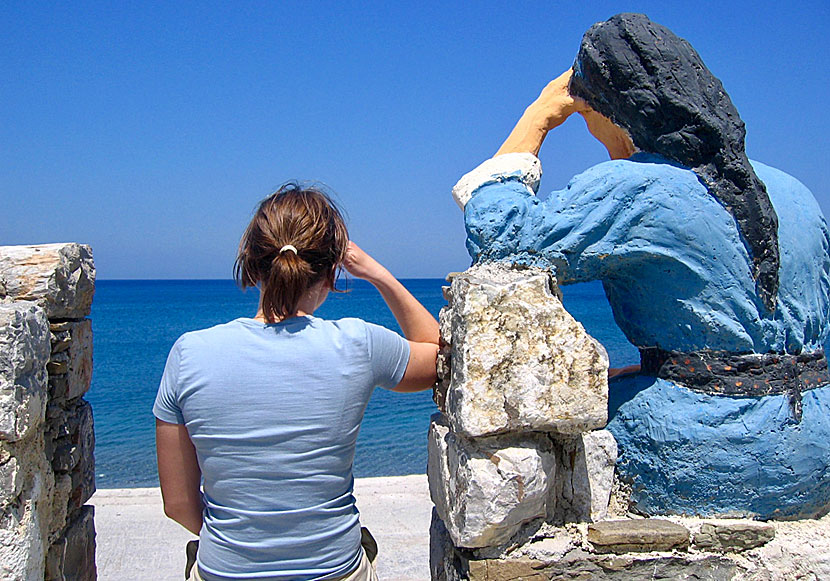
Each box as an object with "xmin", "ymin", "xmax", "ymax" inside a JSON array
[{"xmin": 343, "ymin": 241, "xmax": 389, "ymax": 283}]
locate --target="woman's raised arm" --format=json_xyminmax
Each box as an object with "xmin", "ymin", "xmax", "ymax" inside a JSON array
[{"xmin": 343, "ymin": 241, "xmax": 439, "ymax": 392}]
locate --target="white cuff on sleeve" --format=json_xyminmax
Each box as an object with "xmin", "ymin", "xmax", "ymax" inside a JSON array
[{"xmin": 451, "ymin": 153, "xmax": 542, "ymax": 210}]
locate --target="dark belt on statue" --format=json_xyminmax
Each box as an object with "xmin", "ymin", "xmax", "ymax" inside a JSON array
[{"xmin": 639, "ymin": 348, "xmax": 830, "ymax": 422}]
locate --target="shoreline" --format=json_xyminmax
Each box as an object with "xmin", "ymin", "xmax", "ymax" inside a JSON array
[{"xmin": 91, "ymin": 474, "xmax": 432, "ymax": 581}]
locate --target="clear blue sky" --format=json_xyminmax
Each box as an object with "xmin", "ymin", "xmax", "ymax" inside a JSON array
[{"xmin": 3, "ymin": 1, "xmax": 828, "ymax": 279}]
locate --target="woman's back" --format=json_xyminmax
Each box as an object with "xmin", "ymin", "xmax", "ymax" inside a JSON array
[
  {"xmin": 154, "ymin": 315, "xmax": 409, "ymax": 579},
  {"xmin": 155, "ymin": 183, "xmax": 439, "ymax": 580}
]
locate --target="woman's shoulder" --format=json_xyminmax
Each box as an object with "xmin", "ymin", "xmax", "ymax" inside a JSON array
[
  {"xmin": 171, "ymin": 319, "xmax": 252, "ymax": 348},
  {"xmin": 315, "ymin": 317, "xmax": 402, "ymax": 345},
  {"xmin": 315, "ymin": 316, "xmax": 374, "ymax": 335}
]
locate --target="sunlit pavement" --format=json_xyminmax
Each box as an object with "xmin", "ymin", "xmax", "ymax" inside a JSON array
[{"xmin": 91, "ymin": 474, "xmax": 431, "ymax": 581}]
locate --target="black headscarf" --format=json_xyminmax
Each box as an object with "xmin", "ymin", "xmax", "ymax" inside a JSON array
[{"xmin": 569, "ymin": 13, "xmax": 779, "ymax": 311}]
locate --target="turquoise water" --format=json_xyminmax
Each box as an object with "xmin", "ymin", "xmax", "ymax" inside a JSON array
[{"xmin": 87, "ymin": 278, "xmax": 638, "ymax": 488}]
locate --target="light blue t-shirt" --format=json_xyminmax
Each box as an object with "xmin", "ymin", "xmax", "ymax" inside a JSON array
[{"xmin": 153, "ymin": 316, "xmax": 410, "ymax": 581}]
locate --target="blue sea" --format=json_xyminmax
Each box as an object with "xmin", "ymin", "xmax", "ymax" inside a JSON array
[{"xmin": 87, "ymin": 278, "xmax": 638, "ymax": 488}]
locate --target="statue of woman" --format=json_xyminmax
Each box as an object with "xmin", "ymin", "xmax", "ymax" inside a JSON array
[{"xmin": 454, "ymin": 13, "xmax": 830, "ymax": 518}]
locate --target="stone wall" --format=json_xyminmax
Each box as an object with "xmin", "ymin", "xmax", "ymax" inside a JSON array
[
  {"xmin": 0, "ymin": 244, "xmax": 96, "ymax": 580},
  {"xmin": 429, "ymin": 263, "xmax": 830, "ymax": 580}
]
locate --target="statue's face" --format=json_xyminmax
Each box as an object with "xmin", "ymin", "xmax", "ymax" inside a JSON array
[{"xmin": 579, "ymin": 108, "xmax": 636, "ymax": 160}]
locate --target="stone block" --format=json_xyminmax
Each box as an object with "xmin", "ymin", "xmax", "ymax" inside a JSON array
[
  {"xmin": 47, "ymin": 358, "xmax": 68, "ymax": 374},
  {"xmin": 553, "ymin": 430, "xmax": 618, "ymax": 524},
  {"xmin": 430, "ymin": 509, "xmax": 470, "ymax": 581},
  {"xmin": 443, "ymin": 264, "xmax": 608, "ymax": 438},
  {"xmin": 0, "ymin": 455, "xmax": 21, "ymax": 505},
  {"xmin": 68, "ymin": 454, "xmax": 96, "ymax": 512},
  {"xmin": 48, "ymin": 473, "xmax": 73, "ymax": 542},
  {"xmin": 46, "ymin": 505, "xmax": 96, "ymax": 581},
  {"xmin": 693, "ymin": 520, "xmax": 775, "ymax": 552},
  {"xmin": 428, "ymin": 414, "xmax": 556, "ymax": 548},
  {"xmin": 468, "ymin": 558, "xmax": 549, "ymax": 581},
  {"xmin": 48, "ymin": 376, "xmax": 69, "ymax": 404},
  {"xmin": 433, "ymin": 305, "xmax": 453, "ymax": 411},
  {"xmin": 587, "ymin": 519, "xmax": 690, "ymax": 553},
  {"xmin": 51, "ymin": 436, "xmax": 81, "ymax": 474},
  {"xmin": 48, "ymin": 399, "xmax": 94, "ymax": 474},
  {"xmin": 0, "ymin": 302, "xmax": 50, "ymax": 441},
  {"xmin": 0, "ymin": 244, "xmax": 95, "ymax": 319},
  {"xmin": 451, "ymin": 552, "xmax": 737, "ymax": 580},
  {"xmin": 62, "ymin": 319, "xmax": 92, "ymax": 400},
  {"xmin": 0, "ymin": 441, "xmax": 50, "ymax": 581}
]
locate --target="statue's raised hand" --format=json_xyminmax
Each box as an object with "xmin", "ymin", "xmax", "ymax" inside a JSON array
[
  {"xmin": 533, "ymin": 69, "xmax": 589, "ymax": 131},
  {"xmin": 496, "ymin": 69, "xmax": 589, "ymax": 156}
]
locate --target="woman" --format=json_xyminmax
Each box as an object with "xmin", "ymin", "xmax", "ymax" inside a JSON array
[
  {"xmin": 154, "ymin": 184, "xmax": 439, "ymax": 580},
  {"xmin": 454, "ymin": 13, "xmax": 830, "ymax": 518}
]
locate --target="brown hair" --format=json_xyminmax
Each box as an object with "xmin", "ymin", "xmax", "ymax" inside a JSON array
[{"xmin": 234, "ymin": 183, "xmax": 349, "ymax": 322}]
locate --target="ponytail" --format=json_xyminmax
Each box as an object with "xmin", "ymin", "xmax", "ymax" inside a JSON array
[
  {"xmin": 234, "ymin": 183, "xmax": 349, "ymax": 322},
  {"xmin": 262, "ymin": 249, "xmax": 314, "ymax": 321}
]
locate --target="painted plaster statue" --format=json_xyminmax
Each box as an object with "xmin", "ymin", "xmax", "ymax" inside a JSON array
[{"xmin": 453, "ymin": 13, "xmax": 830, "ymax": 519}]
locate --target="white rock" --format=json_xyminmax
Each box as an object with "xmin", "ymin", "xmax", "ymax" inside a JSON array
[
  {"xmin": 0, "ymin": 456, "xmax": 20, "ymax": 505},
  {"xmin": 582, "ymin": 430, "xmax": 617, "ymax": 521},
  {"xmin": 0, "ymin": 244, "xmax": 95, "ymax": 319},
  {"xmin": 0, "ymin": 303, "xmax": 50, "ymax": 441},
  {"xmin": 444, "ymin": 263, "xmax": 608, "ymax": 438},
  {"xmin": 427, "ymin": 414, "xmax": 556, "ymax": 548},
  {"xmin": 0, "ymin": 439, "xmax": 50, "ymax": 581},
  {"xmin": 552, "ymin": 430, "xmax": 618, "ymax": 523}
]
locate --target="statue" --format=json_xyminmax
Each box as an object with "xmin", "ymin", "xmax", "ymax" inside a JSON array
[{"xmin": 453, "ymin": 13, "xmax": 830, "ymax": 519}]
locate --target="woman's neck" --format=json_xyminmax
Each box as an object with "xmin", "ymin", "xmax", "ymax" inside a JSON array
[
  {"xmin": 253, "ymin": 280, "xmax": 329, "ymax": 323},
  {"xmin": 253, "ymin": 308, "xmax": 310, "ymax": 324}
]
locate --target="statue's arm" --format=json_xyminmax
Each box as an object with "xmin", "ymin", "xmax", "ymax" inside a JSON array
[{"xmin": 495, "ymin": 69, "xmax": 586, "ymax": 157}]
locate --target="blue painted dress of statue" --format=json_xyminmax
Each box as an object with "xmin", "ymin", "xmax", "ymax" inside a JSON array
[{"xmin": 455, "ymin": 152, "xmax": 830, "ymax": 518}]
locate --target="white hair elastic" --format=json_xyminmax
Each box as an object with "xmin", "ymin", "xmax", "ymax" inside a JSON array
[{"xmin": 279, "ymin": 245, "xmax": 298, "ymax": 255}]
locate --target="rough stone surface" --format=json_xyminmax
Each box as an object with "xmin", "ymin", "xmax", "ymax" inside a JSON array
[
  {"xmin": 434, "ymin": 515, "xmax": 830, "ymax": 580},
  {"xmin": 587, "ymin": 519, "xmax": 690, "ymax": 553},
  {"xmin": 48, "ymin": 319, "xmax": 93, "ymax": 402},
  {"xmin": 552, "ymin": 430, "xmax": 617, "ymax": 524},
  {"xmin": 0, "ymin": 244, "xmax": 95, "ymax": 319},
  {"xmin": 464, "ymin": 554, "xmax": 737, "ymax": 580},
  {"xmin": 0, "ymin": 434, "xmax": 51, "ymax": 581},
  {"xmin": 431, "ymin": 509, "xmax": 469, "ymax": 581},
  {"xmin": 442, "ymin": 264, "xmax": 608, "ymax": 438},
  {"xmin": 434, "ymin": 301, "xmax": 453, "ymax": 412},
  {"xmin": 741, "ymin": 513, "xmax": 830, "ymax": 579},
  {"xmin": 693, "ymin": 520, "xmax": 775, "ymax": 552},
  {"xmin": 428, "ymin": 414, "xmax": 556, "ymax": 548},
  {"xmin": 0, "ymin": 244, "xmax": 97, "ymax": 580},
  {"xmin": 0, "ymin": 302, "xmax": 50, "ymax": 442},
  {"xmin": 569, "ymin": 13, "xmax": 779, "ymax": 310},
  {"xmin": 45, "ymin": 505, "xmax": 96, "ymax": 581},
  {"xmin": 436, "ymin": 525, "xmax": 739, "ymax": 580},
  {"xmin": 0, "ymin": 455, "xmax": 21, "ymax": 505},
  {"xmin": 468, "ymin": 557, "xmax": 549, "ymax": 581}
]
